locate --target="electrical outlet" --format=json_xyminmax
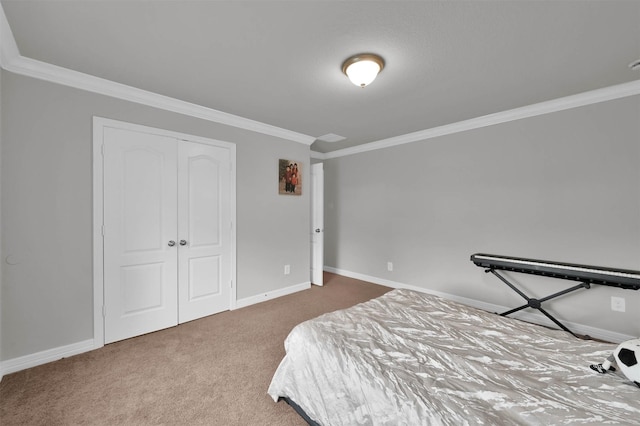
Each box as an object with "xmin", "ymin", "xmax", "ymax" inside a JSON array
[
  {"xmin": 387, "ymin": 262, "xmax": 393, "ymax": 272},
  {"xmin": 284, "ymin": 265, "xmax": 290, "ymax": 275},
  {"xmin": 611, "ymin": 296, "xmax": 625, "ymax": 312}
]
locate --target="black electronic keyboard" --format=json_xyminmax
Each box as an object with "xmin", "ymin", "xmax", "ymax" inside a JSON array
[
  {"xmin": 471, "ymin": 253, "xmax": 640, "ymax": 290},
  {"xmin": 470, "ymin": 253, "xmax": 640, "ymax": 336}
]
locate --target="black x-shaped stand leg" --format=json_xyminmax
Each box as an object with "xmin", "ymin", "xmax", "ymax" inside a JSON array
[{"xmin": 486, "ymin": 268, "xmax": 590, "ymax": 338}]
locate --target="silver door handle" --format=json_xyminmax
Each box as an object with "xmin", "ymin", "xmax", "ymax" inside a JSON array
[
  {"xmin": 168, "ymin": 240, "xmax": 176, "ymax": 247},
  {"xmin": 315, "ymin": 228, "xmax": 321, "ymax": 233},
  {"xmin": 179, "ymin": 240, "xmax": 187, "ymax": 246}
]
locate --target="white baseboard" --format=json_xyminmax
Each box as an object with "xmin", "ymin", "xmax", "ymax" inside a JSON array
[
  {"xmin": 2, "ymin": 271, "xmax": 628, "ymax": 381},
  {"xmin": 324, "ymin": 266, "xmax": 633, "ymax": 343},
  {"xmin": 0, "ymin": 338, "xmax": 98, "ymax": 380},
  {"xmin": 0, "ymin": 282, "xmax": 312, "ymax": 379},
  {"xmin": 234, "ymin": 281, "xmax": 311, "ymax": 310}
]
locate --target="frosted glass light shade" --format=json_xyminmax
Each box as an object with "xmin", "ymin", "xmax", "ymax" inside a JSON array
[{"xmin": 342, "ymin": 54, "xmax": 385, "ymax": 88}]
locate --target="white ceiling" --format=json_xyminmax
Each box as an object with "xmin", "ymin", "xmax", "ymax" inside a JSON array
[{"xmin": 2, "ymin": 0, "xmax": 639, "ymax": 154}]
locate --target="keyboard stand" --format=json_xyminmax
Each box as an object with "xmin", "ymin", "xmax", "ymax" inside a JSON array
[
  {"xmin": 471, "ymin": 253, "xmax": 640, "ymax": 337},
  {"xmin": 485, "ymin": 268, "xmax": 590, "ymax": 337}
]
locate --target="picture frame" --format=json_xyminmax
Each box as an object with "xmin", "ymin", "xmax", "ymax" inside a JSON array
[{"xmin": 279, "ymin": 159, "xmax": 302, "ymax": 195}]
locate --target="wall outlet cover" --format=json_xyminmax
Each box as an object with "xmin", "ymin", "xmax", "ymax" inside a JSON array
[{"xmin": 611, "ymin": 296, "xmax": 625, "ymax": 312}]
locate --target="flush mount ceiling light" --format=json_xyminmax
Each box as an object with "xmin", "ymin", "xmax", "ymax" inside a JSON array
[{"xmin": 342, "ymin": 53, "xmax": 385, "ymax": 88}]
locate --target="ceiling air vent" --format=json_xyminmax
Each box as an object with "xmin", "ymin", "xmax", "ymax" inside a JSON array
[{"xmin": 316, "ymin": 133, "xmax": 346, "ymax": 143}]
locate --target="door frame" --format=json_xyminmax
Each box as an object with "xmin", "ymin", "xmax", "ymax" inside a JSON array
[
  {"xmin": 310, "ymin": 162, "xmax": 324, "ymax": 285},
  {"xmin": 92, "ymin": 117, "xmax": 237, "ymax": 347}
]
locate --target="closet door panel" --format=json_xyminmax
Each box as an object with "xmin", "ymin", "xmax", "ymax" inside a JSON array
[
  {"xmin": 188, "ymin": 256, "xmax": 221, "ymax": 299},
  {"xmin": 178, "ymin": 141, "xmax": 231, "ymax": 323},
  {"xmin": 188, "ymin": 154, "xmax": 220, "ymax": 247},
  {"xmin": 103, "ymin": 128, "xmax": 178, "ymax": 343}
]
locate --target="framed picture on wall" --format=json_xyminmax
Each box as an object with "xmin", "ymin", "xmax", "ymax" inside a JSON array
[{"xmin": 279, "ymin": 159, "xmax": 302, "ymax": 195}]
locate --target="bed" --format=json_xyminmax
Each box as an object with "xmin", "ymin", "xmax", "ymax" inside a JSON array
[{"xmin": 268, "ymin": 289, "xmax": 640, "ymax": 425}]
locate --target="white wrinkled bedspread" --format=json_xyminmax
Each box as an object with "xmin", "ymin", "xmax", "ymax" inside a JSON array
[{"xmin": 268, "ymin": 289, "xmax": 640, "ymax": 425}]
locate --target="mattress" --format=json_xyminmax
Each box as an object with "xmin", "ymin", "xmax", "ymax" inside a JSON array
[{"xmin": 268, "ymin": 289, "xmax": 640, "ymax": 425}]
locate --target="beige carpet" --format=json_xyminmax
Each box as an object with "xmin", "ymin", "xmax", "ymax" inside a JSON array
[{"xmin": 0, "ymin": 273, "xmax": 390, "ymax": 425}]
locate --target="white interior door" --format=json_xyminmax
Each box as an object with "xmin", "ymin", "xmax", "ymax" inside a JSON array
[
  {"xmin": 99, "ymin": 120, "xmax": 235, "ymax": 344},
  {"xmin": 177, "ymin": 141, "xmax": 231, "ymax": 323},
  {"xmin": 103, "ymin": 128, "xmax": 179, "ymax": 344},
  {"xmin": 311, "ymin": 163, "xmax": 324, "ymax": 285}
]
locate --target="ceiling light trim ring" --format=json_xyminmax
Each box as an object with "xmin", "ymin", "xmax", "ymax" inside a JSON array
[
  {"xmin": 341, "ymin": 53, "xmax": 385, "ymax": 75},
  {"xmin": 342, "ymin": 53, "xmax": 385, "ymax": 88}
]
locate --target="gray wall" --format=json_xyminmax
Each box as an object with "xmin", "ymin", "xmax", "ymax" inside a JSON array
[
  {"xmin": 324, "ymin": 95, "xmax": 640, "ymax": 337},
  {"xmin": 0, "ymin": 70, "xmax": 310, "ymax": 361}
]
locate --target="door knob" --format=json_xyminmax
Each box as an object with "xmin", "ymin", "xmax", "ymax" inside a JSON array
[
  {"xmin": 179, "ymin": 240, "xmax": 187, "ymax": 246},
  {"xmin": 168, "ymin": 240, "xmax": 176, "ymax": 247},
  {"xmin": 315, "ymin": 228, "xmax": 321, "ymax": 233}
]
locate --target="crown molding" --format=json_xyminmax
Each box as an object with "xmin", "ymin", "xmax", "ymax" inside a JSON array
[
  {"xmin": 3, "ymin": 56, "xmax": 316, "ymax": 145},
  {"xmin": 0, "ymin": 4, "xmax": 315, "ymax": 146},
  {"xmin": 0, "ymin": 2, "xmax": 19, "ymax": 68},
  {"xmin": 316, "ymin": 79, "xmax": 640, "ymax": 160},
  {"xmin": 310, "ymin": 150, "xmax": 327, "ymax": 160},
  {"xmin": 3, "ymin": 4, "xmax": 638, "ymax": 155}
]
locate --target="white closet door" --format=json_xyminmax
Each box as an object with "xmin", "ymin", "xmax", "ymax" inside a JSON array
[
  {"xmin": 177, "ymin": 141, "xmax": 231, "ymax": 323},
  {"xmin": 103, "ymin": 128, "xmax": 178, "ymax": 344}
]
